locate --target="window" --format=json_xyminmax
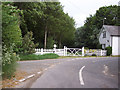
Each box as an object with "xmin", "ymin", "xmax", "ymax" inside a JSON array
[{"xmin": 103, "ymin": 31, "xmax": 106, "ymax": 38}]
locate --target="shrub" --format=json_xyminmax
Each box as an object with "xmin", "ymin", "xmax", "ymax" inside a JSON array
[
  {"xmin": 91, "ymin": 53, "xmax": 97, "ymax": 56},
  {"xmin": 105, "ymin": 46, "xmax": 112, "ymax": 56},
  {"xmin": 2, "ymin": 44, "xmax": 20, "ymax": 79},
  {"xmin": 22, "ymin": 31, "xmax": 38, "ymax": 54},
  {"xmin": 84, "ymin": 47, "xmax": 89, "ymax": 49}
]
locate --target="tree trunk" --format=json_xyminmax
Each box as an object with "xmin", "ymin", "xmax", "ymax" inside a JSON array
[
  {"xmin": 44, "ymin": 26, "xmax": 47, "ymax": 49},
  {"xmin": 59, "ymin": 37, "xmax": 62, "ymax": 48}
]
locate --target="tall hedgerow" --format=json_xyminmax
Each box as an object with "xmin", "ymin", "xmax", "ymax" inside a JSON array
[
  {"xmin": 2, "ymin": 44, "xmax": 20, "ymax": 79},
  {"xmin": 2, "ymin": 2, "xmax": 22, "ymax": 79},
  {"xmin": 2, "ymin": 2, "xmax": 22, "ymax": 49}
]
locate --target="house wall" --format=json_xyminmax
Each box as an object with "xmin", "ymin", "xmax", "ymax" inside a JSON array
[
  {"xmin": 99, "ymin": 29, "xmax": 111, "ymax": 48},
  {"xmin": 112, "ymin": 36, "xmax": 120, "ymax": 55}
]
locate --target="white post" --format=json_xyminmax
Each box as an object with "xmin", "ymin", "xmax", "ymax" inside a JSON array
[
  {"xmin": 54, "ymin": 48, "xmax": 56, "ymax": 53},
  {"xmin": 64, "ymin": 46, "xmax": 66, "ymax": 56},
  {"xmin": 101, "ymin": 49, "xmax": 103, "ymax": 56},
  {"xmin": 53, "ymin": 44, "xmax": 57, "ymax": 54},
  {"xmin": 65, "ymin": 47, "xmax": 67, "ymax": 56},
  {"xmin": 82, "ymin": 47, "xmax": 84, "ymax": 56},
  {"xmin": 41, "ymin": 48, "xmax": 43, "ymax": 55}
]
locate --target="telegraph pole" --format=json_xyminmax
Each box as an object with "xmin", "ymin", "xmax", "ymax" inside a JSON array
[{"xmin": 103, "ymin": 18, "xmax": 106, "ymax": 25}]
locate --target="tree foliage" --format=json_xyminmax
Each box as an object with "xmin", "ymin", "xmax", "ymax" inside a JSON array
[
  {"xmin": 22, "ymin": 31, "xmax": 38, "ymax": 54},
  {"xmin": 75, "ymin": 5, "xmax": 119, "ymax": 49},
  {"xmin": 2, "ymin": 2, "xmax": 22, "ymax": 48},
  {"xmin": 2, "ymin": 2, "xmax": 22, "ymax": 79},
  {"xmin": 14, "ymin": 2, "xmax": 76, "ymax": 48}
]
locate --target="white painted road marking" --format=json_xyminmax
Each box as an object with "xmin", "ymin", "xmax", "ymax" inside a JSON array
[
  {"xmin": 79, "ymin": 66, "xmax": 85, "ymax": 85},
  {"xmin": 103, "ymin": 65, "xmax": 109, "ymax": 75},
  {"xmin": 19, "ymin": 78, "xmax": 26, "ymax": 82},
  {"xmin": 37, "ymin": 72, "xmax": 41, "ymax": 74},
  {"xmin": 27, "ymin": 74, "xmax": 35, "ymax": 79}
]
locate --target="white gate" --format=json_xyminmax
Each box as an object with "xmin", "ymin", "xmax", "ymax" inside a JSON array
[{"xmin": 64, "ymin": 46, "xmax": 84, "ymax": 56}]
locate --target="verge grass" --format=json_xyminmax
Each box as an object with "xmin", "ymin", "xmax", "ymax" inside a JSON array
[
  {"xmin": 20, "ymin": 53, "xmax": 59, "ymax": 61},
  {"xmin": 58, "ymin": 55, "xmax": 110, "ymax": 59}
]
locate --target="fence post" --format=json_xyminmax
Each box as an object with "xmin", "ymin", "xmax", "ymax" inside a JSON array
[
  {"xmin": 41, "ymin": 48, "xmax": 43, "ymax": 55},
  {"xmin": 101, "ymin": 49, "xmax": 103, "ymax": 56},
  {"xmin": 64, "ymin": 46, "xmax": 66, "ymax": 56},
  {"xmin": 66, "ymin": 47, "xmax": 67, "ymax": 56},
  {"xmin": 53, "ymin": 48, "xmax": 56, "ymax": 54},
  {"xmin": 82, "ymin": 47, "xmax": 84, "ymax": 56}
]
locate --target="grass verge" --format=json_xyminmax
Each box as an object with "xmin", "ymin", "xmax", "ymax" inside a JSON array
[
  {"xmin": 111, "ymin": 55, "xmax": 120, "ymax": 57},
  {"xmin": 58, "ymin": 56, "xmax": 110, "ymax": 59},
  {"xmin": 20, "ymin": 53, "xmax": 59, "ymax": 61}
]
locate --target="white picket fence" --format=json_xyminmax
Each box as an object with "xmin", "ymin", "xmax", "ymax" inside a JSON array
[
  {"xmin": 85, "ymin": 49, "xmax": 106, "ymax": 56},
  {"xmin": 35, "ymin": 46, "xmax": 106, "ymax": 56}
]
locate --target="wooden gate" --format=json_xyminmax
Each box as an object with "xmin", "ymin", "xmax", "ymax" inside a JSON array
[{"xmin": 64, "ymin": 46, "xmax": 84, "ymax": 56}]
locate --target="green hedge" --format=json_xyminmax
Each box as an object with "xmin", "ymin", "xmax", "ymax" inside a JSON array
[
  {"xmin": 2, "ymin": 44, "xmax": 20, "ymax": 79},
  {"xmin": 105, "ymin": 46, "xmax": 112, "ymax": 56},
  {"xmin": 20, "ymin": 53, "xmax": 59, "ymax": 61}
]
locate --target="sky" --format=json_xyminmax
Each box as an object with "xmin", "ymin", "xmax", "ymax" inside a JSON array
[{"xmin": 59, "ymin": 0, "xmax": 119, "ymax": 28}]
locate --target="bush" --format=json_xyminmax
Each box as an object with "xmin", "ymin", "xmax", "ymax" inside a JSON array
[
  {"xmin": 105, "ymin": 46, "xmax": 112, "ymax": 56},
  {"xmin": 91, "ymin": 53, "xmax": 97, "ymax": 56},
  {"xmin": 19, "ymin": 53, "xmax": 59, "ymax": 61},
  {"xmin": 22, "ymin": 31, "xmax": 38, "ymax": 54},
  {"xmin": 84, "ymin": 47, "xmax": 89, "ymax": 49},
  {"xmin": 2, "ymin": 44, "xmax": 20, "ymax": 79}
]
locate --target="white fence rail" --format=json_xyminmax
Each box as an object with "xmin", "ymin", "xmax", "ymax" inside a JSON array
[
  {"xmin": 85, "ymin": 49, "xmax": 106, "ymax": 56},
  {"xmin": 35, "ymin": 46, "xmax": 107, "ymax": 56}
]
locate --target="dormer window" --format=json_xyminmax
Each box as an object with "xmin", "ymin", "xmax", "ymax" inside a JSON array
[{"xmin": 103, "ymin": 31, "xmax": 106, "ymax": 38}]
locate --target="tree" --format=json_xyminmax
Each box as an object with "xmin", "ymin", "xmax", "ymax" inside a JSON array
[
  {"xmin": 14, "ymin": 2, "xmax": 76, "ymax": 49},
  {"xmin": 2, "ymin": 2, "xmax": 22, "ymax": 49},
  {"xmin": 75, "ymin": 5, "xmax": 119, "ymax": 49}
]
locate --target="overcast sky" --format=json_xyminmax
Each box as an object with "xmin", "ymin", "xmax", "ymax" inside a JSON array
[{"xmin": 59, "ymin": 0, "xmax": 119, "ymax": 28}]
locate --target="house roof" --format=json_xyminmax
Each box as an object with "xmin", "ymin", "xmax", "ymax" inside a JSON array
[{"xmin": 103, "ymin": 25, "xmax": 120, "ymax": 36}]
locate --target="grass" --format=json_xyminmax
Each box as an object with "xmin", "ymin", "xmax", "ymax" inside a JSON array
[
  {"xmin": 19, "ymin": 53, "xmax": 120, "ymax": 61},
  {"xmin": 19, "ymin": 53, "xmax": 59, "ymax": 61},
  {"xmin": 58, "ymin": 55, "xmax": 111, "ymax": 59},
  {"xmin": 111, "ymin": 55, "xmax": 120, "ymax": 57}
]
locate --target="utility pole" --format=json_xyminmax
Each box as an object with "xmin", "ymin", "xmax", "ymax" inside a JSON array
[{"xmin": 103, "ymin": 18, "xmax": 106, "ymax": 25}]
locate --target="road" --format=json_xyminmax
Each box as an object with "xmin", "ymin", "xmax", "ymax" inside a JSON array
[{"xmin": 31, "ymin": 57, "xmax": 119, "ymax": 88}]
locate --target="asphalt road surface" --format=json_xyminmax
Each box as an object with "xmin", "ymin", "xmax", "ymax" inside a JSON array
[{"xmin": 31, "ymin": 57, "xmax": 119, "ymax": 88}]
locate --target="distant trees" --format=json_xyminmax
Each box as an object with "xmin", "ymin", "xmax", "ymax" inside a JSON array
[
  {"xmin": 14, "ymin": 2, "xmax": 76, "ymax": 49},
  {"xmin": 75, "ymin": 5, "xmax": 119, "ymax": 49}
]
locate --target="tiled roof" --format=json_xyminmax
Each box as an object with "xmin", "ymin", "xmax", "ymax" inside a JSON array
[{"xmin": 103, "ymin": 25, "xmax": 120, "ymax": 36}]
